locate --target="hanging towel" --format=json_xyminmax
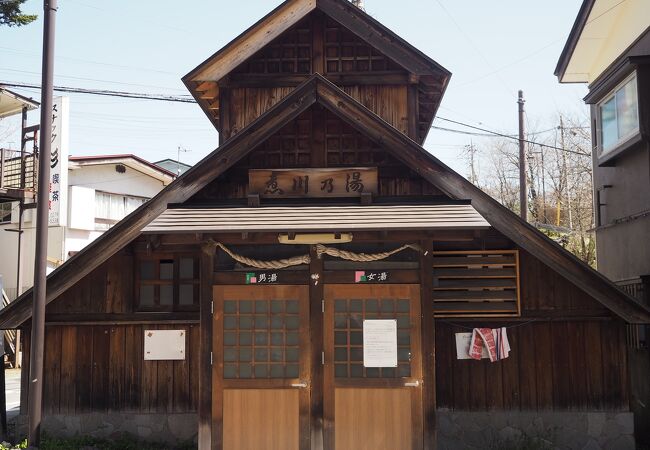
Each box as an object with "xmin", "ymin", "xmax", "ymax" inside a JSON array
[{"xmin": 469, "ymin": 327, "xmax": 510, "ymax": 362}]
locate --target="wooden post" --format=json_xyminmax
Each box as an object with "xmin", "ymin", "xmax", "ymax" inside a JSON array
[
  {"xmin": 309, "ymin": 245, "xmax": 324, "ymax": 449},
  {"xmin": 198, "ymin": 243, "xmax": 215, "ymax": 449},
  {"xmin": 420, "ymin": 239, "xmax": 436, "ymax": 449}
]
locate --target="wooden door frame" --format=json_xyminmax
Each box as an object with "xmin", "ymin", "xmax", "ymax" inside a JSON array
[
  {"xmin": 211, "ymin": 284, "xmax": 311, "ymax": 450},
  {"xmin": 322, "ymin": 283, "xmax": 424, "ymax": 449}
]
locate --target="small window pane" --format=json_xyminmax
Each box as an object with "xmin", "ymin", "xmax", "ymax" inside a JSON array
[
  {"xmin": 286, "ymin": 300, "xmax": 299, "ymax": 313},
  {"xmin": 239, "ymin": 301, "xmax": 252, "ymax": 313},
  {"xmin": 286, "ymin": 332, "xmax": 299, "ymax": 346},
  {"xmin": 270, "ymin": 349, "xmax": 283, "ymax": 362},
  {"xmin": 335, "ymin": 300, "xmax": 347, "ymax": 312},
  {"xmin": 350, "ymin": 331, "xmax": 362, "ymax": 345},
  {"xmin": 224, "ymin": 364, "xmax": 237, "ymax": 379},
  {"xmin": 271, "ymin": 300, "xmax": 283, "ymax": 313},
  {"xmin": 239, "ymin": 317, "xmax": 252, "ymax": 329},
  {"xmin": 255, "ymin": 300, "xmax": 268, "ymax": 313},
  {"xmin": 160, "ymin": 260, "xmax": 174, "ymax": 280},
  {"xmin": 617, "ymin": 78, "xmax": 639, "ymax": 139},
  {"xmin": 239, "ymin": 364, "xmax": 252, "ymax": 378},
  {"xmin": 224, "ymin": 348, "xmax": 237, "ymax": 362},
  {"xmin": 255, "ymin": 348, "xmax": 269, "ymax": 362},
  {"xmin": 255, "ymin": 332, "xmax": 268, "ymax": 345},
  {"xmin": 335, "ymin": 364, "xmax": 348, "ymax": 378},
  {"xmin": 224, "ymin": 332, "xmax": 236, "ymax": 346},
  {"xmin": 350, "ymin": 364, "xmax": 363, "ymax": 377},
  {"xmin": 335, "ymin": 348, "xmax": 347, "ymax": 361},
  {"xmin": 139, "ymin": 285, "xmax": 154, "ymax": 306},
  {"xmin": 179, "ymin": 257, "xmax": 194, "ymax": 279},
  {"xmin": 285, "ymin": 316, "xmax": 300, "ymax": 330},
  {"xmin": 239, "ymin": 332, "xmax": 252, "ymax": 345},
  {"xmin": 601, "ymin": 96, "xmax": 617, "ymax": 151},
  {"xmin": 286, "ymin": 348, "xmax": 299, "ymax": 362},
  {"xmin": 271, "ymin": 332, "xmax": 284, "ymax": 346},
  {"xmin": 160, "ymin": 285, "xmax": 173, "ymax": 306},
  {"xmin": 255, "ymin": 316, "xmax": 269, "ymax": 329},
  {"xmin": 270, "ymin": 364, "xmax": 284, "ymax": 378},
  {"xmin": 286, "ymin": 364, "xmax": 299, "ymax": 378},
  {"xmin": 224, "ymin": 301, "xmax": 237, "ymax": 313},
  {"xmin": 140, "ymin": 261, "xmax": 155, "ymax": 280},
  {"xmin": 239, "ymin": 348, "xmax": 252, "ymax": 362},
  {"xmin": 179, "ymin": 284, "xmax": 194, "ymax": 305},
  {"xmin": 224, "ymin": 316, "xmax": 237, "ymax": 330},
  {"xmin": 255, "ymin": 364, "xmax": 268, "ymax": 378}
]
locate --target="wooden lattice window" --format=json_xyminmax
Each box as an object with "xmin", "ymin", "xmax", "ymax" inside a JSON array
[
  {"xmin": 136, "ymin": 254, "xmax": 200, "ymax": 311},
  {"xmin": 333, "ymin": 297, "xmax": 413, "ymax": 378},
  {"xmin": 324, "ymin": 18, "xmax": 403, "ymax": 73},
  {"xmin": 432, "ymin": 250, "xmax": 520, "ymax": 317},
  {"xmin": 245, "ymin": 110, "xmax": 312, "ymax": 168},
  {"xmin": 325, "ymin": 110, "xmax": 390, "ymax": 166},
  {"xmin": 223, "ymin": 298, "xmax": 302, "ymax": 379},
  {"xmin": 233, "ymin": 19, "xmax": 312, "ymax": 75}
]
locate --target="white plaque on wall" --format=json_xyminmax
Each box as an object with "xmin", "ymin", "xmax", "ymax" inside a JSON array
[
  {"xmin": 363, "ymin": 319, "xmax": 398, "ymax": 367},
  {"xmin": 144, "ymin": 329, "xmax": 186, "ymax": 360}
]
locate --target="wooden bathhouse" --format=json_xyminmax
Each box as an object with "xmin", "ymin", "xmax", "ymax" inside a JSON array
[{"xmin": 2, "ymin": 1, "xmax": 649, "ymax": 448}]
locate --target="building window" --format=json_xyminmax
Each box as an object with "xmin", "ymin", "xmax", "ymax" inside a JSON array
[
  {"xmin": 598, "ymin": 73, "xmax": 639, "ymax": 154},
  {"xmin": 95, "ymin": 191, "xmax": 148, "ymax": 229},
  {"xmin": 136, "ymin": 254, "xmax": 200, "ymax": 311},
  {"xmin": 0, "ymin": 202, "xmax": 12, "ymax": 224}
]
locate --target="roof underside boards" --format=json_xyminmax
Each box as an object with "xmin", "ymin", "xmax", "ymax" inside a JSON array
[
  {"xmin": 142, "ymin": 205, "xmax": 490, "ymax": 234},
  {"xmin": 0, "ymin": 74, "xmax": 648, "ymax": 328},
  {"xmin": 182, "ymin": 0, "xmax": 450, "ymax": 144},
  {"xmin": 0, "ymin": 88, "xmax": 39, "ymax": 119},
  {"xmin": 555, "ymin": 0, "xmax": 650, "ymax": 83}
]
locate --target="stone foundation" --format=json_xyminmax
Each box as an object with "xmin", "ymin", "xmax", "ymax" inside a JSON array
[
  {"xmin": 11, "ymin": 410, "xmax": 635, "ymax": 449},
  {"xmin": 437, "ymin": 411, "xmax": 635, "ymax": 450},
  {"xmin": 12, "ymin": 413, "xmax": 197, "ymax": 446}
]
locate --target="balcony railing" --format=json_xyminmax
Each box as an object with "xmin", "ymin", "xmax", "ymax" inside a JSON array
[{"xmin": 0, "ymin": 147, "xmax": 37, "ymax": 198}]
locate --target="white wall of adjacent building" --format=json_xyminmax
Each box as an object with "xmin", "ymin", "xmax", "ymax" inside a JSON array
[{"xmin": 0, "ymin": 159, "xmax": 172, "ymax": 300}]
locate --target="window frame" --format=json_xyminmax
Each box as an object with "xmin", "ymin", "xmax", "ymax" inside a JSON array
[
  {"xmin": 596, "ymin": 72, "xmax": 641, "ymax": 159},
  {"xmin": 0, "ymin": 202, "xmax": 12, "ymax": 224},
  {"xmin": 135, "ymin": 253, "xmax": 200, "ymax": 312}
]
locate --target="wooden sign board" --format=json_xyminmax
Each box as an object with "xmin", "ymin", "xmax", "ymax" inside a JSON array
[{"xmin": 249, "ymin": 168, "xmax": 378, "ymax": 198}]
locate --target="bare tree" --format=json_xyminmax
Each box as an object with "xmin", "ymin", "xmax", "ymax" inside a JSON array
[{"xmin": 470, "ymin": 113, "xmax": 595, "ymax": 265}]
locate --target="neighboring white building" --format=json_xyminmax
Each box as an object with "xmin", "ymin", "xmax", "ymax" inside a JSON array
[{"xmin": 0, "ymin": 154, "xmax": 175, "ymax": 299}]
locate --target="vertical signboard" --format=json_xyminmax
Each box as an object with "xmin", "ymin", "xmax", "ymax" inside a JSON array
[{"xmin": 48, "ymin": 96, "xmax": 69, "ymax": 227}]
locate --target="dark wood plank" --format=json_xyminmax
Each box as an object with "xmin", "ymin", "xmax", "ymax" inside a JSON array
[
  {"xmin": 59, "ymin": 326, "xmax": 77, "ymax": 413},
  {"xmin": 75, "ymin": 326, "xmax": 93, "ymax": 412},
  {"xmin": 551, "ymin": 322, "xmax": 571, "ymax": 409},
  {"xmin": 533, "ymin": 322, "xmax": 554, "ymax": 409},
  {"xmin": 189, "ymin": 324, "xmax": 200, "ymax": 411},
  {"xmin": 43, "ymin": 326, "xmax": 62, "ymax": 414},
  {"xmin": 517, "ymin": 324, "xmax": 537, "ymax": 409},
  {"xmin": 309, "ymin": 245, "xmax": 324, "ymax": 449},
  {"xmin": 434, "ymin": 323, "xmax": 453, "ymax": 409},
  {"xmin": 108, "ymin": 326, "xmax": 125, "ymax": 411},
  {"xmin": 91, "ymin": 326, "xmax": 111, "ymax": 411},
  {"xmin": 419, "ymin": 239, "xmax": 437, "ymax": 449},
  {"xmin": 500, "ymin": 326, "xmax": 520, "ymax": 410},
  {"xmin": 19, "ymin": 328, "xmax": 30, "ymax": 415},
  {"xmin": 199, "ymin": 244, "xmax": 215, "ymax": 449},
  {"xmin": 600, "ymin": 320, "xmax": 628, "ymax": 409},
  {"xmin": 123, "ymin": 325, "xmax": 142, "ymax": 411},
  {"xmin": 567, "ymin": 321, "xmax": 587, "ymax": 409},
  {"xmin": 583, "ymin": 321, "xmax": 604, "ymax": 409},
  {"xmin": 173, "ymin": 326, "xmax": 191, "ymax": 412}
]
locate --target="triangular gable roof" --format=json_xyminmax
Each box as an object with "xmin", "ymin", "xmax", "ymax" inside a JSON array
[
  {"xmin": 0, "ymin": 74, "xmax": 648, "ymax": 327},
  {"xmin": 182, "ymin": 0, "xmax": 450, "ymax": 144}
]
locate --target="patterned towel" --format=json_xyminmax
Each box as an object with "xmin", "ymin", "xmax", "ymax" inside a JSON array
[{"xmin": 469, "ymin": 327, "xmax": 510, "ymax": 362}]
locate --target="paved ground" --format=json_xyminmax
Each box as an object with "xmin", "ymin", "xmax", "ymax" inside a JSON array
[{"xmin": 5, "ymin": 369, "xmax": 20, "ymax": 419}]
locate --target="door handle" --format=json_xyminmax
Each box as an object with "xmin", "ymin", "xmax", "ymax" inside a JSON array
[
  {"xmin": 404, "ymin": 380, "xmax": 420, "ymax": 387},
  {"xmin": 291, "ymin": 382, "xmax": 308, "ymax": 388}
]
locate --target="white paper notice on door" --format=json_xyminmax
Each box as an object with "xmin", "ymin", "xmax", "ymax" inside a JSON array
[{"xmin": 363, "ymin": 319, "xmax": 398, "ymax": 367}]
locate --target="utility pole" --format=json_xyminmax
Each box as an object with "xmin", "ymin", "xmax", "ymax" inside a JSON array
[
  {"xmin": 559, "ymin": 115, "xmax": 573, "ymax": 230},
  {"xmin": 29, "ymin": 0, "xmax": 57, "ymax": 447},
  {"xmin": 518, "ymin": 90, "xmax": 527, "ymax": 221}
]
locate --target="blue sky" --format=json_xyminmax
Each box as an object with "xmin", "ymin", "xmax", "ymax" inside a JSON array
[{"xmin": 0, "ymin": 0, "xmax": 588, "ymax": 174}]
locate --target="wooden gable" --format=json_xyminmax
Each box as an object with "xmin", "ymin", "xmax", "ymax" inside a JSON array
[
  {"xmin": 183, "ymin": 0, "xmax": 450, "ymax": 144},
  {"xmin": 0, "ymin": 75, "xmax": 648, "ymax": 328}
]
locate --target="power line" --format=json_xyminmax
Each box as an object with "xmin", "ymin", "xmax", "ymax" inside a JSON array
[
  {"xmin": 2, "ymin": 80, "xmax": 590, "ymax": 157},
  {"xmin": 0, "ymin": 81, "xmax": 194, "ymax": 103},
  {"xmin": 434, "ymin": 117, "xmax": 590, "ymax": 156}
]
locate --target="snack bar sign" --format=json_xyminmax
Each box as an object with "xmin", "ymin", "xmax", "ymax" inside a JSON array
[{"xmin": 48, "ymin": 96, "xmax": 69, "ymax": 227}]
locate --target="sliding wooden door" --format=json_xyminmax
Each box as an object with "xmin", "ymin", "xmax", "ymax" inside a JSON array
[
  {"xmin": 213, "ymin": 285, "xmax": 310, "ymax": 450},
  {"xmin": 324, "ymin": 284, "xmax": 423, "ymax": 450}
]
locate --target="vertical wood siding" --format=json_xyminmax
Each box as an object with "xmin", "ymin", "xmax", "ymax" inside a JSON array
[
  {"xmin": 435, "ymin": 319, "xmax": 628, "ymax": 411},
  {"xmin": 40, "ymin": 324, "xmax": 200, "ymax": 414}
]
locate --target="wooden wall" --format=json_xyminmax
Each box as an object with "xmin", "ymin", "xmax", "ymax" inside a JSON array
[
  {"xmin": 22, "ymin": 324, "xmax": 200, "ymax": 414},
  {"xmin": 435, "ymin": 249, "xmax": 627, "ymax": 411},
  {"xmin": 435, "ymin": 319, "xmax": 628, "ymax": 411}
]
